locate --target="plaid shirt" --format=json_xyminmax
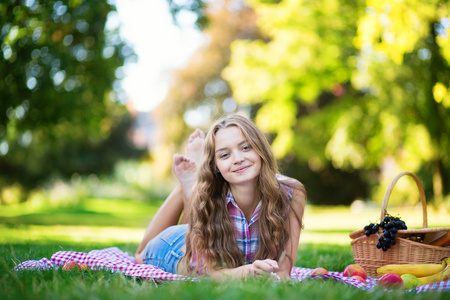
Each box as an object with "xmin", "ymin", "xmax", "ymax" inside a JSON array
[
  {"xmin": 227, "ymin": 178, "xmax": 294, "ymax": 264},
  {"xmin": 191, "ymin": 175, "xmax": 294, "ymax": 273}
]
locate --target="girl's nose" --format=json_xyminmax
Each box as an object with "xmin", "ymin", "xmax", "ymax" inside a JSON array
[{"xmin": 233, "ymin": 151, "xmax": 244, "ymax": 164}]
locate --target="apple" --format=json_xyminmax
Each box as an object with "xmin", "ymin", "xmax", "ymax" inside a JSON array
[
  {"xmin": 62, "ymin": 260, "xmax": 90, "ymax": 271},
  {"xmin": 343, "ymin": 264, "xmax": 367, "ymax": 280},
  {"xmin": 78, "ymin": 263, "xmax": 90, "ymax": 271},
  {"xmin": 311, "ymin": 267, "xmax": 329, "ymax": 275},
  {"xmin": 378, "ymin": 273, "xmax": 404, "ymax": 289},
  {"xmin": 351, "ymin": 275, "xmax": 367, "ymax": 284},
  {"xmin": 62, "ymin": 260, "xmax": 78, "ymax": 271}
]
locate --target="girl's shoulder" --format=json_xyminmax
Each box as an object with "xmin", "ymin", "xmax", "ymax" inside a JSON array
[
  {"xmin": 276, "ymin": 174, "xmax": 306, "ymax": 201},
  {"xmin": 276, "ymin": 174, "xmax": 306, "ymax": 202},
  {"xmin": 277, "ymin": 175, "xmax": 307, "ymax": 219},
  {"xmin": 276, "ymin": 174, "xmax": 304, "ymax": 191}
]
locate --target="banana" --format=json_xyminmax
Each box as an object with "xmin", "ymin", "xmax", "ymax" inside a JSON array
[
  {"xmin": 417, "ymin": 257, "xmax": 450, "ymax": 285},
  {"xmin": 377, "ymin": 262, "xmax": 444, "ymax": 277}
]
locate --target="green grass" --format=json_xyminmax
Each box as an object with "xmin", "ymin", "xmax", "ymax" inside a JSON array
[
  {"xmin": 3, "ymin": 242, "xmax": 448, "ymax": 300},
  {"xmin": 1, "ymin": 198, "xmax": 449, "ymax": 299}
]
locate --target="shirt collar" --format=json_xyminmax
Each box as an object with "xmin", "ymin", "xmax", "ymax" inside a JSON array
[{"xmin": 226, "ymin": 190, "xmax": 262, "ymax": 225}]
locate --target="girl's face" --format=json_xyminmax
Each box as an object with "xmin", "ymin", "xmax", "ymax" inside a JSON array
[{"xmin": 214, "ymin": 126, "xmax": 261, "ymax": 187}]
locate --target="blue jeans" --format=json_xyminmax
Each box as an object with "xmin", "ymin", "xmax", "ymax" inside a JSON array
[{"xmin": 143, "ymin": 224, "xmax": 188, "ymax": 274}]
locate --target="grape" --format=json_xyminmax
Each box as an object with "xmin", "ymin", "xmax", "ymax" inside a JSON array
[{"xmin": 361, "ymin": 212, "xmax": 407, "ymax": 252}]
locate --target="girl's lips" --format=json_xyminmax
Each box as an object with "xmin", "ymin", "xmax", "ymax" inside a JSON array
[{"xmin": 233, "ymin": 166, "xmax": 250, "ymax": 173}]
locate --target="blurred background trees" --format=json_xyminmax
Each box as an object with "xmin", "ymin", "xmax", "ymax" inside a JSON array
[
  {"xmin": 0, "ymin": 0, "xmax": 144, "ymax": 203},
  {"xmin": 158, "ymin": 0, "xmax": 450, "ymax": 207},
  {"xmin": 1, "ymin": 0, "xmax": 449, "ymax": 208}
]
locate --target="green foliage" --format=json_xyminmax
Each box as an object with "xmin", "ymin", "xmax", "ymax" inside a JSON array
[
  {"xmin": 222, "ymin": 0, "xmax": 450, "ymax": 205},
  {"xmin": 0, "ymin": 0, "xmax": 143, "ymax": 199},
  {"xmin": 224, "ymin": 0, "xmax": 363, "ymax": 157},
  {"xmin": 150, "ymin": 0, "xmax": 450, "ymax": 205}
]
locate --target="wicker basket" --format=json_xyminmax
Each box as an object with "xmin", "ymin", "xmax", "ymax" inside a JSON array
[{"xmin": 349, "ymin": 171, "xmax": 450, "ymax": 277}]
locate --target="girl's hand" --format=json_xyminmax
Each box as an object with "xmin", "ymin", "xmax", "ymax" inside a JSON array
[{"xmin": 243, "ymin": 259, "xmax": 279, "ymax": 277}]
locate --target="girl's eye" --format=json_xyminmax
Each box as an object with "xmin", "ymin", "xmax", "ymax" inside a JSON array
[
  {"xmin": 219, "ymin": 153, "xmax": 229, "ymax": 159},
  {"xmin": 242, "ymin": 144, "xmax": 251, "ymax": 151}
]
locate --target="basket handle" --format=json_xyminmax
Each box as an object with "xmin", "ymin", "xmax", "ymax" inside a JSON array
[{"xmin": 380, "ymin": 171, "xmax": 428, "ymax": 228}]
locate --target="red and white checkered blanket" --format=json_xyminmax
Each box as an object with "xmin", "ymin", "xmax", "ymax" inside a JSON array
[{"xmin": 14, "ymin": 247, "xmax": 450, "ymax": 292}]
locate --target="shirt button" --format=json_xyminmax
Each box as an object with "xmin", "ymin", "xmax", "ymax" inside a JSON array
[
  {"xmin": 242, "ymin": 220, "xmax": 246, "ymax": 224},
  {"xmin": 244, "ymin": 238, "xmax": 248, "ymax": 242}
]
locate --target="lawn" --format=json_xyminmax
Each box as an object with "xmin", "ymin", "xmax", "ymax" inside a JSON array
[{"xmin": 1, "ymin": 198, "xmax": 449, "ymax": 299}]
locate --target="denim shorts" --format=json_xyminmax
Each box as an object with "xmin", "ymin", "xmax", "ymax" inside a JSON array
[{"xmin": 143, "ymin": 224, "xmax": 188, "ymax": 274}]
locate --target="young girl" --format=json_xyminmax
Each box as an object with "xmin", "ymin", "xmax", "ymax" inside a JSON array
[{"xmin": 135, "ymin": 114, "xmax": 306, "ymax": 280}]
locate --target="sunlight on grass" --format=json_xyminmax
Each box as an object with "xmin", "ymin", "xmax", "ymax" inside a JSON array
[
  {"xmin": 79, "ymin": 198, "xmax": 160, "ymax": 216},
  {"xmin": 1, "ymin": 199, "xmax": 448, "ymax": 248},
  {"xmin": 301, "ymin": 231, "xmax": 351, "ymax": 245},
  {"xmin": 304, "ymin": 204, "xmax": 450, "ymax": 231},
  {"xmin": 0, "ymin": 198, "xmax": 162, "ymax": 218},
  {"xmin": 1, "ymin": 224, "xmax": 353, "ymax": 246},
  {"xmin": 1, "ymin": 224, "xmax": 143, "ymax": 244}
]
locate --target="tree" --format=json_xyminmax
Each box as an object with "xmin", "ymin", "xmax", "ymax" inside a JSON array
[
  {"xmin": 155, "ymin": 0, "xmax": 369, "ymax": 205},
  {"xmin": 161, "ymin": 0, "xmax": 449, "ymax": 205},
  {"xmin": 0, "ymin": 0, "xmax": 142, "ymax": 202},
  {"xmin": 166, "ymin": 0, "xmax": 209, "ymax": 29},
  {"xmin": 223, "ymin": 0, "xmax": 450, "ymax": 205},
  {"xmin": 153, "ymin": 0, "xmax": 260, "ymax": 176},
  {"xmin": 351, "ymin": 0, "xmax": 450, "ymax": 205}
]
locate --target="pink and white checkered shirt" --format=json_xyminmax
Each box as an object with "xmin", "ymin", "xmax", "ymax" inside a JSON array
[{"xmin": 226, "ymin": 179, "xmax": 294, "ymax": 264}]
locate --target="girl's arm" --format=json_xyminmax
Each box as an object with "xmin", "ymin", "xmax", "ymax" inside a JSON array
[{"xmin": 277, "ymin": 185, "xmax": 307, "ymax": 280}]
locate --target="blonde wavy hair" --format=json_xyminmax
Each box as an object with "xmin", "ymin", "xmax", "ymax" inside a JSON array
[{"xmin": 181, "ymin": 114, "xmax": 303, "ymax": 273}]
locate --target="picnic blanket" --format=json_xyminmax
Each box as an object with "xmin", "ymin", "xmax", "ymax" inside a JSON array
[{"xmin": 14, "ymin": 247, "xmax": 450, "ymax": 292}]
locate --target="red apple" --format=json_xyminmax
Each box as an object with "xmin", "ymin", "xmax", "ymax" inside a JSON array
[
  {"xmin": 311, "ymin": 267, "xmax": 329, "ymax": 275},
  {"xmin": 62, "ymin": 260, "xmax": 90, "ymax": 271},
  {"xmin": 343, "ymin": 264, "xmax": 367, "ymax": 280},
  {"xmin": 62, "ymin": 260, "xmax": 78, "ymax": 271},
  {"xmin": 378, "ymin": 273, "xmax": 404, "ymax": 289},
  {"xmin": 78, "ymin": 263, "xmax": 90, "ymax": 271},
  {"xmin": 351, "ymin": 275, "xmax": 367, "ymax": 284}
]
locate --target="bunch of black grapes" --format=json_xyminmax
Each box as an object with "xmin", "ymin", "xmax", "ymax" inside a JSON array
[{"xmin": 363, "ymin": 214, "xmax": 407, "ymax": 252}]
